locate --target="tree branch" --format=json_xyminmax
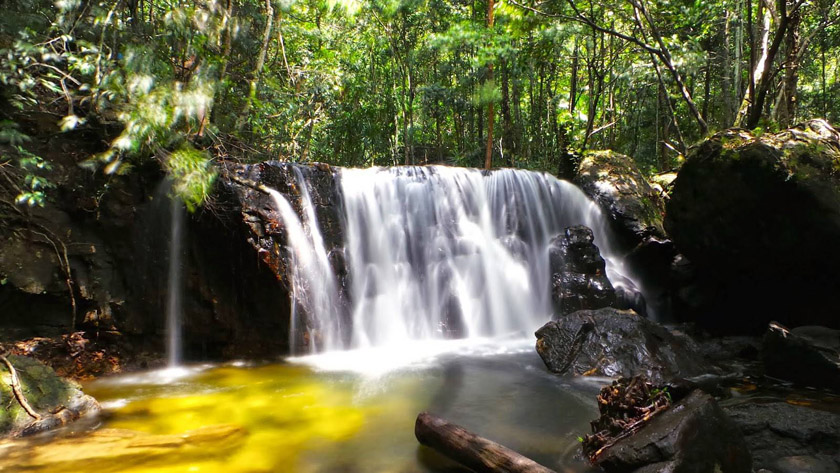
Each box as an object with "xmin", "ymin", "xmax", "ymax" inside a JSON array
[{"xmin": 0, "ymin": 354, "xmax": 43, "ymax": 421}]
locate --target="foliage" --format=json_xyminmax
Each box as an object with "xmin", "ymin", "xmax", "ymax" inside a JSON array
[
  {"xmin": 0, "ymin": 0, "xmax": 838, "ymax": 202},
  {"xmin": 14, "ymin": 146, "xmax": 53, "ymax": 207},
  {"xmin": 166, "ymin": 144, "xmax": 218, "ymax": 212}
]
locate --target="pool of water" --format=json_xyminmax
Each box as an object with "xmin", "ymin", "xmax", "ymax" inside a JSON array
[{"xmin": 0, "ymin": 339, "xmax": 602, "ymax": 473}]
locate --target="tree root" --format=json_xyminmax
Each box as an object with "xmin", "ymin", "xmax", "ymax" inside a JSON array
[{"xmin": 0, "ymin": 353, "xmax": 42, "ymax": 420}]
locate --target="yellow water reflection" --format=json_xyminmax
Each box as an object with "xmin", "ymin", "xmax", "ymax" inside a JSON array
[
  {"xmin": 0, "ymin": 363, "xmax": 442, "ymax": 473},
  {"xmin": 0, "ymin": 352, "xmax": 595, "ymax": 473}
]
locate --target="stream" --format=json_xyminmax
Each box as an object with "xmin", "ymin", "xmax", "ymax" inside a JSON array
[{"xmin": 0, "ymin": 339, "xmax": 601, "ymax": 472}]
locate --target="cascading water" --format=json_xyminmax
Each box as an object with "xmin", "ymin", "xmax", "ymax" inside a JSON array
[
  {"xmin": 166, "ymin": 194, "xmax": 184, "ymax": 366},
  {"xmin": 266, "ymin": 179, "xmax": 344, "ymax": 354},
  {"xmin": 269, "ymin": 165, "xmax": 635, "ymax": 357}
]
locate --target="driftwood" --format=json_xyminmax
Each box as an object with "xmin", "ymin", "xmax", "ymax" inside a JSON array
[{"xmin": 415, "ymin": 412, "xmax": 556, "ymax": 473}]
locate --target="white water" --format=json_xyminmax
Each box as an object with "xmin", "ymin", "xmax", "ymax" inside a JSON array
[
  {"xmin": 268, "ymin": 165, "xmax": 633, "ymax": 359},
  {"xmin": 266, "ymin": 182, "xmax": 344, "ymax": 354},
  {"xmin": 166, "ymin": 195, "xmax": 184, "ymax": 366}
]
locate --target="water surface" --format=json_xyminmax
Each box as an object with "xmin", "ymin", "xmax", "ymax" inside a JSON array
[{"xmin": 0, "ymin": 341, "xmax": 599, "ymax": 473}]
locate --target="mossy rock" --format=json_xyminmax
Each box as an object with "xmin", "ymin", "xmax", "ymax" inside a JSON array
[
  {"xmin": 665, "ymin": 119, "xmax": 840, "ymax": 332},
  {"xmin": 574, "ymin": 150, "xmax": 666, "ymax": 251},
  {"xmin": 0, "ymin": 354, "xmax": 100, "ymax": 437}
]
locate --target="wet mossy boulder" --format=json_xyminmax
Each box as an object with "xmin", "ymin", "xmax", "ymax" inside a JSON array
[
  {"xmin": 0, "ymin": 354, "xmax": 100, "ymax": 437},
  {"xmin": 574, "ymin": 150, "xmax": 667, "ymax": 250},
  {"xmin": 574, "ymin": 151, "xmax": 674, "ymax": 318},
  {"xmin": 665, "ymin": 120, "xmax": 840, "ymax": 332}
]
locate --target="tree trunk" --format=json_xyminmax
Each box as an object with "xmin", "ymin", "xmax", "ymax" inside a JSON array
[
  {"xmin": 236, "ymin": 0, "xmax": 274, "ymax": 132},
  {"xmin": 501, "ymin": 58, "xmax": 514, "ymax": 165},
  {"xmin": 570, "ymin": 39, "xmax": 579, "ymax": 113},
  {"xmin": 776, "ymin": 5, "xmax": 801, "ymax": 127},
  {"xmin": 722, "ymin": 8, "xmax": 735, "ymax": 126},
  {"xmin": 415, "ymin": 413, "xmax": 556, "ymax": 473},
  {"xmin": 742, "ymin": 0, "xmax": 797, "ymax": 128},
  {"xmin": 484, "ymin": 0, "xmax": 496, "ymax": 170}
]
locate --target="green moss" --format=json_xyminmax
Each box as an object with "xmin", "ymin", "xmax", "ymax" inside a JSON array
[{"xmin": 0, "ymin": 355, "xmax": 80, "ymax": 435}]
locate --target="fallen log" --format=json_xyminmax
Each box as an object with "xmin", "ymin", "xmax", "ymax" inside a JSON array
[{"xmin": 414, "ymin": 412, "xmax": 557, "ymax": 473}]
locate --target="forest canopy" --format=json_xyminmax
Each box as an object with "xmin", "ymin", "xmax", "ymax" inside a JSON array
[{"xmin": 1, "ymin": 0, "xmax": 838, "ymax": 206}]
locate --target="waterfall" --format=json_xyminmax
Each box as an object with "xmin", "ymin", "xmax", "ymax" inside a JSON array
[
  {"xmin": 266, "ymin": 182, "xmax": 344, "ymax": 354},
  {"xmin": 270, "ymin": 165, "xmax": 632, "ymax": 353},
  {"xmin": 166, "ymin": 195, "xmax": 184, "ymax": 366}
]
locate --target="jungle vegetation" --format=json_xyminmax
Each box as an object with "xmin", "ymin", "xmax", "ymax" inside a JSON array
[{"xmin": 1, "ymin": 0, "xmax": 838, "ymax": 207}]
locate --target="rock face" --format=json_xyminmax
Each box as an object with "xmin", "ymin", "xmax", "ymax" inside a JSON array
[
  {"xmin": 761, "ymin": 323, "xmax": 840, "ymax": 392},
  {"xmin": 0, "ymin": 354, "xmax": 100, "ymax": 437},
  {"xmin": 595, "ymin": 390, "xmax": 752, "ymax": 473},
  {"xmin": 575, "ymin": 150, "xmax": 667, "ymax": 249},
  {"xmin": 0, "ymin": 133, "xmax": 162, "ymax": 342},
  {"xmin": 188, "ymin": 162, "xmax": 348, "ymax": 355},
  {"xmin": 573, "ymin": 150, "xmax": 674, "ymax": 318},
  {"xmin": 665, "ymin": 120, "xmax": 840, "ymax": 332},
  {"xmin": 724, "ymin": 401, "xmax": 840, "ymax": 470},
  {"xmin": 534, "ymin": 308, "xmax": 707, "ymax": 383},
  {"xmin": 548, "ymin": 226, "xmax": 615, "ymax": 316}
]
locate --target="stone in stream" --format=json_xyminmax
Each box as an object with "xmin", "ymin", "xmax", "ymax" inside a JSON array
[
  {"xmin": 761, "ymin": 322, "xmax": 840, "ymax": 392},
  {"xmin": 534, "ymin": 307, "xmax": 707, "ymax": 384},
  {"xmin": 0, "ymin": 354, "xmax": 100, "ymax": 438},
  {"xmin": 594, "ymin": 390, "xmax": 752, "ymax": 473},
  {"xmin": 548, "ymin": 225, "xmax": 616, "ymax": 317},
  {"xmin": 665, "ymin": 120, "xmax": 840, "ymax": 332},
  {"xmin": 724, "ymin": 401, "xmax": 840, "ymax": 470}
]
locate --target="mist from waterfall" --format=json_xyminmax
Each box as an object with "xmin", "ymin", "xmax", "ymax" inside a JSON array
[{"xmin": 269, "ymin": 165, "xmax": 634, "ymax": 355}]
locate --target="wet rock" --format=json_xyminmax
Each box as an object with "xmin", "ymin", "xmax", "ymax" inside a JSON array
[
  {"xmin": 723, "ymin": 401, "xmax": 840, "ymax": 470},
  {"xmin": 548, "ymin": 225, "xmax": 615, "ymax": 316},
  {"xmin": 573, "ymin": 151, "xmax": 674, "ymax": 319},
  {"xmin": 574, "ymin": 150, "xmax": 667, "ymax": 250},
  {"xmin": 595, "ymin": 390, "xmax": 752, "ymax": 473},
  {"xmin": 534, "ymin": 308, "xmax": 707, "ymax": 383},
  {"xmin": 614, "ymin": 284, "xmax": 647, "ymax": 317},
  {"xmin": 0, "ymin": 354, "xmax": 100, "ymax": 438},
  {"xmin": 761, "ymin": 323, "xmax": 840, "ymax": 392},
  {"xmin": 769, "ymin": 455, "xmax": 840, "ymax": 473},
  {"xmin": 665, "ymin": 120, "xmax": 840, "ymax": 332},
  {"xmin": 5, "ymin": 331, "xmax": 159, "ymax": 380},
  {"xmin": 187, "ymin": 161, "xmax": 349, "ymax": 356}
]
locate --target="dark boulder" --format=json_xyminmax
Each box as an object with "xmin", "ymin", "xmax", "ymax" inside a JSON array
[
  {"xmin": 595, "ymin": 390, "xmax": 752, "ymax": 473},
  {"xmin": 665, "ymin": 120, "xmax": 840, "ymax": 332},
  {"xmin": 548, "ymin": 225, "xmax": 615, "ymax": 317},
  {"xmin": 573, "ymin": 150, "xmax": 675, "ymax": 318},
  {"xmin": 761, "ymin": 323, "xmax": 840, "ymax": 392},
  {"xmin": 574, "ymin": 150, "xmax": 667, "ymax": 249},
  {"xmin": 534, "ymin": 307, "xmax": 708, "ymax": 383},
  {"xmin": 724, "ymin": 401, "xmax": 840, "ymax": 470},
  {"xmin": 0, "ymin": 354, "xmax": 100, "ymax": 438}
]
